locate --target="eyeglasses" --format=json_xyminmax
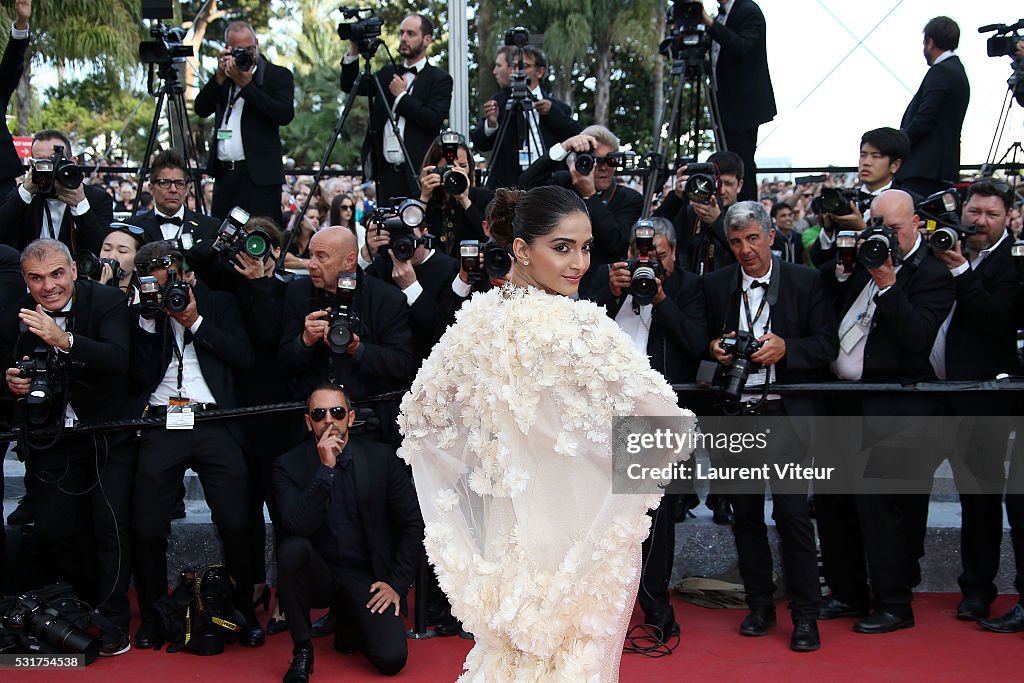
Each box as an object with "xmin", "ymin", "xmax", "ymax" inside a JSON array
[
  {"xmin": 153, "ymin": 179, "xmax": 190, "ymax": 190},
  {"xmin": 308, "ymin": 406, "xmax": 348, "ymax": 422}
]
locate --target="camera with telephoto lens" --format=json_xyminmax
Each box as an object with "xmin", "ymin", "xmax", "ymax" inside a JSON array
[
  {"xmin": 683, "ymin": 162, "xmax": 719, "ymax": 204},
  {"xmin": 812, "ymin": 187, "xmax": 867, "ymax": 217},
  {"xmin": 718, "ymin": 330, "xmax": 765, "ymax": 403},
  {"xmin": 73, "ymin": 251, "xmax": 125, "ymax": 285},
  {"xmin": 30, "ymin": 145, "xmax": 84, "ymax": 198},
  {"xmin": 459, "ymin": 239, "xmax": 513, "ymax": 290},
  {"xmin": 857, "ymin": 217, "xmax": 902, "ymax": 269},
  {"xmin": 3, "ymin": 592, "xmax": 99, "ymax": 661},
  {"xmin": 137, "ymin": 268, "xmax": 190, "ymax": 318},
  {"xmin": 625, "ymin": 221, "xmax": 664, "ymax": 306},
  {"xmin": 326, "ymin": 273, "xmax": 359, "ymax": 353},
  {"xmin": 374, "ymin": 198, "xmax": 431, "ymax": 262},
  {"xmin": 337, "ymin": 6, "xmax": 384, "ymax": 55},
  {"xmin": 917, "ymin": 189, "xmax": 975, "ymax": 253},
  {"xmin": 15, "ymin": 346, "xmax": 64, "ymax": 427},
  {"xmin": 430, "ymin": 131, "xmax": 469, "ymax": 195},
  {"xmin": 210, "ymin": 206, "xmax": 272, "ymax": 263}
]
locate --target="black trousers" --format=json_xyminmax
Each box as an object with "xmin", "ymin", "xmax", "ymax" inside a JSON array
[
  {"xmin": 133, "ymin": 423, "xmax": 252, "ymax": 621},
  {"xmin": 639, "ymin": 496, "xmax": 678, "ymax": 625},
  {"xmin": 28, "ymin": 434, "xmax": 134, "ymax": 628},
  {"xmin": 723, "ymin": 126, "xmax": 758, "ymax": 202},
  {"xmin": 277, "ymin": 536, "xmax": 407, "ymax": 676},
  {"xmin": 211, "ymin": 166, "xmax": 283, "ymax": 228}
]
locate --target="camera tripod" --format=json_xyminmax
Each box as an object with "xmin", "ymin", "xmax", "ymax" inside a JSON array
[
  {"xmin": 484, "ymin": 46, "xmax": 546, "ymax": 191},
  {"xmin": 981, "ymin": 70, "xmax": 1024, "ymax": 179},
  {"xmin": 275, "ymin": 44, "xmax": 419, "ymax": 281},
  {"xmin": 134, "ymin": 58, "xmax": 206, "ymax": 216},
  {"xmin": 641, "ymin": 34, "xmax": 726, "ymax": 217}
]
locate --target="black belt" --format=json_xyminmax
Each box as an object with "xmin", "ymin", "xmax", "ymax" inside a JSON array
[
  {"xmin": 146, "ymin": 403, "xmax": 219, "ymax": 417},
  {"xmin": 219, "ymin": 160, "xmax": 246, "ymax": 170}
]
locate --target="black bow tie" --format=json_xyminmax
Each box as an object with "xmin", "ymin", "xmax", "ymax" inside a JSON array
[
  {"xmin": 858, "ymin": 190, "xmax": 875, "ymax": 204},
  {"xmin": 748, "ymin": 280, "xmax": 768, "ymax": 290},
  {"xmin": 158, "ymin": 214, "xmax": 183, "ymax": 227},
  {"xmin": 396, "ymin": 64, "xmax": 420, "ymax": 77}
]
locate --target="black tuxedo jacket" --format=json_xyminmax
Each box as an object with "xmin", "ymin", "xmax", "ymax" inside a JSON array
[
  {"xmin": 423, "ymin": 186, "xmax": 494, "ymax": 255},
  {"xmin": 709, "ymin": 0, "xmax": 776, "ymax": 131},
  {"xmin": 823, "ymin": 245, "xmax": 954, "ymax": 386},
  {"xmin": 704, "ymin": 258, "xmax": 838, "ymax": 415},
  {"xmin": 194, "ymin": 56, "xmax": 295, "ymax": 188},
  {"xmin": 653, "ymin": 191, "xmax": 736, "ymax": 274},
  {"xmin": 273, "ymin": 437, "xmax": 424, "ymax": 596},
  {"xmin": 0, "ymin": 183, "xmax": 113, "ymax": 254},
  {"xmin": 125, "ymin": 206, "xmax": 221, "ymax": 245},
  {"xmin": 0, "ymin": 279, "xmax": 132, "ymax": 424},
  {"xmin": 897, "ymin": 55, "xmax": 969, "ymax": 184},
  {"xmin": 0, "ymin": 243, "xmax": 22, "ymax": 312},
  {"xmin": 365, "ymin": 250, "xmax": 460, "ymax": 363},
  {"xmin": 129, "ymin": 282, "xmax": 254, "ymax": 419},
  {"xmin": 945, "ymin": 235, "xmax": 1020, "ymax": 382},
  {"xmin": 341, "ymin": 59, "xmax": 453, "ymax": 183},
  {"xmin": 0, "ymin": 32, "xmax": 28, "ymax": 182},
  {"xmin": 772, "ymin": 230, "xmax": 805, "ymax": 265},
  {"xmin": 587, "ymin": 264, "xmax": 708, "ymax": 383},
  {"xmin": 470, "ymin": 88, "xmax": 580, "ymax": 189}
]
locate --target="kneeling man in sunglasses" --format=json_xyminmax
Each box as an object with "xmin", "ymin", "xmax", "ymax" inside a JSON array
[{"xmin": 274, "ymin": 382, "xmax": 424, "ymax": 682}]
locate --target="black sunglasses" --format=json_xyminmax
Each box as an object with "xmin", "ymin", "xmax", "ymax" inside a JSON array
[{"xmin": 308, "ymin": 406, "xmax": 348, "ymax": 422}]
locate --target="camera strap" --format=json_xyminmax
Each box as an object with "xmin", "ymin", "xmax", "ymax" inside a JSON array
[
  {"xmin": 741, "ymin": 290, "xmax": 770, "ymax": 335},
  {"xmin": 168, "ymin": 321, "xmax": 194, "ymax": 397}
]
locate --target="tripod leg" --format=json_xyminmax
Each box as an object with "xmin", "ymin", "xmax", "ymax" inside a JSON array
[{"xmin": 134, "ymin": 91, "xmax": 168, "ymax": 218}]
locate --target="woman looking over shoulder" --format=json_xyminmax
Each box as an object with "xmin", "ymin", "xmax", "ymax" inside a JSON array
[{"xmin": 399, "ymin": 185, "xmax": 695, "ymax": 682}]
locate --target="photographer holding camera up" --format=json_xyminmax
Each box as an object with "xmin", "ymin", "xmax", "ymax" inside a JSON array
[
  {"xmin": 0, "ymin": 238, "xmax": 134, "ymax": 655},
  {"xmin": 0, "ymin": 129, "xmax": 113, "ymax": 254},
  {"xmin": 416, "ymin": 132, "xmax": 493, "ymax": 256},
  {"xmin": 702, "ymin": 201, "xmax": 838, "ymax": 652},
  {"xmin": 195, "ymin": 21, "xmax": 294, "ymax": 225}
]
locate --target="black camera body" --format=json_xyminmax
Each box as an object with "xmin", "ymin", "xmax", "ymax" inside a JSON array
[
  {"xmin": 326, "ymin": 273, "xmax": 359, "ymax": 353},
  {"xmin": 981, "ymin": 20, "xmax": 1024, "ymax": 57},
  {"xmin": 374, "ymin": 198, "xmax": 430, "ymax": 262},
  {"xmin": 138, "ymin": 271, "xmax": 191, "ymax": 319},
  {"xmin": 719, "ymin": 330, "xmax": 764, "ymax": 402},
  {"xmin": 210, "ymin": 206, "xmax": 272, "ymax": 263},
  {"xmin": 231, "ymin": 46, "xmax": 255, "ymax": 71},
  {"xmin": 30, "ymin": 145, "xmax": 83, "ymax": 198},
  {"xmin": 683, "ymin": 162, "xmax": 718, "ymax": 204},
  {"xmin": 504, "ymin": 26, "xmax": 531, "ymax": 48},
  {"xmin": 812, "ymin": 187, "xmax": 868, "ymax": 217},
  {"xmin": 916, "ymin": 189, "xmax": 975, "ymax": 253},
  {"xmin": 337, "ymin": 7, "xmax": 384, "ymax": 55},
  {"xmin": 575, "ymin": 144, "xmax": 597, "ymax": 176},
  {"xmin": 857, "ymin": 217, "xmax": 902, "ymax": 269},
  {"xmin": 626, "ymin": 222, "xmax": 664, "ymax": 306},
  {"xmin": 430, "ymin": 130, "xmax": 469, "ymax": 195},
  {"xmin": 459, "ymin": 239, "xmax": 513, "ymax": 290},
  {"xmin": 73, "ymin": 251, "xmax": 125, "ymax": 285},
  {"xmin": 139, "ymin": 22, "xmax": 193, "ymax": 66},
  {"xmin": 3, "ymin": 592, "xmax": 99, "ymax": 661},
  {"xmin": 661, "ymin": 1, "xmax": 711, "ymax": 65},
  {"xmin": 16, "ymin": 346, "xmax": 64, "ymax": 426}
]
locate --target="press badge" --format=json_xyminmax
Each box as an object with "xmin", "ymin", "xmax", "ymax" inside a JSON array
[
  {"xmin": 217, "ymin": 128, "xmax": 233, "ymax": 141},
  {"xmin": 167, "ymin": 396, "xmax": 195, "ymax": 430},
  {"xmin": 180, "ymin": 232, "xmax": 194, "ymax": 250}
]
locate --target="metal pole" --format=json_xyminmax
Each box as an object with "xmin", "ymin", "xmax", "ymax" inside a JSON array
[{"xmin": 448, "ymin": 0, "xmax": 469, "ymax": 137}]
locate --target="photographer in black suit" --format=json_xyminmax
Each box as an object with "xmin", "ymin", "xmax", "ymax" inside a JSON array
[
  {"xmin": 414, "ymin": 134, "xmax": 493, "ymax": 256},
  {"xmin": 586, "ymin": 216, "xmax": 707, "ymax": 639},
  {"xmin": 0, "ymin": 239, "xmax": 134, "ymax": 655},
  {"xmin": 816, "ymin": 189, "xmax": 954, "ymax": 634},
  {"xmin": 701, "ymin": 0, "xmax": 776, "ymax": 202},
  {"xmin": 471, "ymin": 45, "xmax": 580, "ymax": 190},
  {"xmin": 929, "ymin": 179, "xmax": 1021, "ymax": 622},
  {"xmin": 128, "ymin": 240, "xmax": 264, "ymax": 650},
  {"xmin": 0, "ymin": 129, "xmax": 113, "ymax": 254},
  {"xmin": 279, "ymin": 227, "xmax": 415, "ymax": 447},
  {"xmin": 125, "ymin": 149, "xmax": 220, "ymax": 248},
  {"xmin": 274, "ymin": 383, "xmax": 423, "ymax": 681},
  {"xmin": 341, "ymin": 14, "xmax": 453, "ymax": 203},
  {"xmin": 195, "ymin": 21, "xmax": 295, "ymax": 225},
  {"xmin": 0, "ymin": 0, "xmax": 30, "ymax": 201},
  {"xmin": 704, "ymin": 202, "xmax": 837, "ymax": 651},
  {"xmin": 897, "ymin": 17, "xmax": 970, "ymax": 196}
]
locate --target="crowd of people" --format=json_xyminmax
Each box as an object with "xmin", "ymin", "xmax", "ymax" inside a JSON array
[{"xmin": 1, "ymin": 0, "xmax": 1024, "ymax": 681}]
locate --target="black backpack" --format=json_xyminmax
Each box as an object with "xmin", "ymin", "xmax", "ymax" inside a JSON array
[{"xmin": 152, "ymin": 565, "xmax": 246, "ymax": 655}]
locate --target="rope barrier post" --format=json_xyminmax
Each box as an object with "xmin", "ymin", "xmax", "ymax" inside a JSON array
[{"xmin": 406, "ymin": 548, "xmax": 436, "ymax": 640}]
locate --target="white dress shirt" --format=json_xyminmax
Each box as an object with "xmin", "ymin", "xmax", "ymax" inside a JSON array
[
  {"xmin": 217, "ymin": 64, "xmax": 257, "ymax": 162},
  {"xmin": 51, "ymin": 298, "xmax": 79, "ymax": 424},
  {"xmin": 140, "ymin": 315, "xmax": 217, "ymax": 406},
  {"xmin": 18, "ymin": 185, "xmax": 91, "ymax": 241},
  {"xmin": 737, "ymin": 263, "xmax": 779, "ymax": 400},
  {"xmin": 711, "ymin": 0, "xmax": 736, "ymax": 77},
  {"xmin": 614, "ymin": 295, "xmax": 653, "ymax": 354},
  {"xmin": 157, "ymin": 206, "xmax": 187, "ymax": 241}
]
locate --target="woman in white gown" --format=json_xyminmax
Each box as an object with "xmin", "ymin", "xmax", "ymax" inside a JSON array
[{"xmin": 399, "ymin": 186, "xmax": 695, "ymax": 682}]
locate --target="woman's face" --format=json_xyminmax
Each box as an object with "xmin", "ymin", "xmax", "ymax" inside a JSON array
[
  {"xmin": 100, "ymin": 231, "xmax": 138, "ymax": 285},
  {"xmin": 512, "ymin": 211, "xmax": 592, "ymax": 296}
]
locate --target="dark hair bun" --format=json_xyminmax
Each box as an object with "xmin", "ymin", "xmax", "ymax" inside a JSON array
[{"xmin": 486, "ymin": 187, "xmax": 522, "ymax": 246}]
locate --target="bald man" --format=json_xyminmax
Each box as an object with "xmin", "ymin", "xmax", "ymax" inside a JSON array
[
  {"xmin": 815, "ymin": 188, "xmax": 954, "ymax": 634},
  {"xmin": 279, "ymin": 226, "xmax": 415, "ymax": 446}
]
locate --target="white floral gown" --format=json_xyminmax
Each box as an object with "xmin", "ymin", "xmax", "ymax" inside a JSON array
[{"xmin": 398, "ymin": 286, "xmax": 695, "ymax": 682}]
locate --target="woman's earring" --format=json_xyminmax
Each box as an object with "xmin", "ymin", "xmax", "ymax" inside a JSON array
[{"xmin": 522, "ymin": 259, "xmax": 529, "ymax": 266}]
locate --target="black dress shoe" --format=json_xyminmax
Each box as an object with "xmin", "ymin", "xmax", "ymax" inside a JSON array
[
  {"xmin": 956, "ymin": 597, "xmax": 990, "ymax": 621},
  {"xmin": 134, "ymin": 621, "xmax": 163, "ymax": 650},
  {"xmin": 739, "ymin": 607, "xmax": 776, "ymax": 636},
  {"xmin": 978, "ymin": 603, "xmax": 1024, "ymax": 633},
  {"xmin": 435, "ymin": 618, "xmax": 464, "ymax": 637},
  {"xmin": 6, "ymin": 495, "xmax": 36, "ymax": 526},
  {"xmin": 817, "ymin": 596, "xmax": 869, "ymax": 620},
  {"xmin": 283, "ymin": 647, "xmax": 314, "ymax": 683},
  {"xmin": 790, "ymin": 619, "xmax": 820, "ymax": 652},
  {"xmin": 311, "ymin": 611, "xmax": 335, "ymax": 638},
  {"xmin": 266, "ymin": 617, "xmax": 290, "ymax": 635},
  {"xmin": 711, "ymin": 498, "xmax": 734, "ymax": 525},
  {"xmin": 239, "ymin": 616, "xmax": 266, "ymax": 648},
  {"xmin": 854, "ymin": 611, "xmax": 914, "ymax": 634}
]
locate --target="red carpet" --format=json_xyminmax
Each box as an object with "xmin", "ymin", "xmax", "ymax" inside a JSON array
[{"xmin": 10, "ymin": 594, "xmax": 1021, "ymax": 681}]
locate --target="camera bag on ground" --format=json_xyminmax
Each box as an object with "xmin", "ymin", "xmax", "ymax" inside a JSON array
[{"xmin": 151, "ymin": 564, "xmax": 246, "ymax": 655}]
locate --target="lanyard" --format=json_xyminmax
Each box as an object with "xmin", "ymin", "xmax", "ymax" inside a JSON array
[
  {"xmin": 742, "ymin": 287, "xmax": 770, "ymax": 335},
  {"xmin": 221, "ymin": 84, "xmax": 244, "ymax": 127},
  {"xmin": 168, "ymin": 321, "xmax": 191, "ymax": 396}
]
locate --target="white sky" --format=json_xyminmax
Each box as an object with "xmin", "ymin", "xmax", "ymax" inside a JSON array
[{"xmin": 753, "ymin": 0, "xmax": 1023, "ymax": 170}]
